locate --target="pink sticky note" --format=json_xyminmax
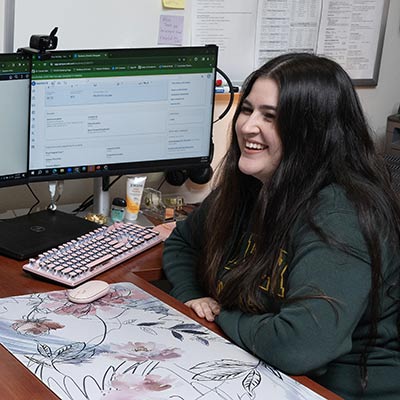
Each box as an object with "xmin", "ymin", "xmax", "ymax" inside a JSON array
[{"xmin": 158, "ymin": 15, "xmax": 184, "ymax": 46}]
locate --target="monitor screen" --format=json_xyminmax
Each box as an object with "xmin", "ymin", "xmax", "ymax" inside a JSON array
[
  {"xmin": 0, "ymin": 53, "xmax": 30, "ymax": 187},
  {"xmin": 28, "ymin": 46, "xmax": 218, "ymax": 182}
]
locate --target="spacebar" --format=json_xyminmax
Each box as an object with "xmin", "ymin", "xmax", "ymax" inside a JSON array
[{"xmin": 87, "ymin": 254, "xmax": 114, "ymax": 269}]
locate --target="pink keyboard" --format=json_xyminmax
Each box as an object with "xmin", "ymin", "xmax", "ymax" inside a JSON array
[{"xmin": 22, "ymin": 222, "xmax": 163, "ymax": 287}]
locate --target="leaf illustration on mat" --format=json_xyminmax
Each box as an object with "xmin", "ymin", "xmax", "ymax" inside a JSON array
[
  {"xmin": 27, "ymin": 341, "xmax": 95, "ymax": 370},
  {"xmin": 139, "ymin": 326, "xmax": 158, "ymax": 336},
  {"xmin": 54, "ymin": 342, "xmax": 86, "ymax": 357},
  {"xmin": 242, "ymin": 368, "xmax": 262, "ymax": 398},
  {"xmin": 169, "ymin": 322, "xmax": 210, "ymax": 343},
  {"xmin": 57, "ymin": 342, "xmax": 94, "ymax": 364},
  {"xmin": 179, "ymin": 329, "xmax": 208, "ymax": 335},
  {"xmin": 141, "ymin": 303, "xmax": 170, "ymax": 316},
  {"xmin": 170, "ymin": 323, "xmax": 201, "ymax": 330},
  {"xmin": 194, "ymin": 336, "xmax": 209, "ymax": 346},
  {"xmin": 264, "ymin": 363, "xmax": 283, "ymax": 380},
  {"xmin": 122, "ymin": 319, "xmax": 137, "ymax": 325},
  {"xmin": 190, "ymin": 359, "xmax": 257, "ymax": 381},
  {"xmin": 37, "ymin": 342, "xmax": 52, "ymax": 357},
  {"xmin": 171, "ymin": 330, "xmax": 184, "ymax": 341},
  {"xmin": 137, "ymin": 321, "xmax": 163, "ymax": 335}
]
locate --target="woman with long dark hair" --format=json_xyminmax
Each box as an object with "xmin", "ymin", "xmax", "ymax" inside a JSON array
[{"xmin": 163, "ymin": 53, "xmax": 400, "ymax": 399}]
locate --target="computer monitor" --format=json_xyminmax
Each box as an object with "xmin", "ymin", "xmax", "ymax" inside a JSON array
[
  {"xmin": 28, "ymin": 45, "xmax": 218, "ymax": 185},
  {"xmin": 0, "ymin": 46, "xmax": 217, "ymax": 260},
  {"xmin": 0, "ymin": 53, "xmax": 30, "ymax": 187},
  {"xmin": 0, "ymin": 53, "xmax": 97, "ymax": 261}
]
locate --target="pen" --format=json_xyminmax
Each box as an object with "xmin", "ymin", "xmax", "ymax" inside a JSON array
[
  {"xmin": 215, "ymin": 86, "xmax": 241, "ymax": 93},
  {"xmin": 215, "ymin": 86, "xmax": 230, "ymax": 93}
]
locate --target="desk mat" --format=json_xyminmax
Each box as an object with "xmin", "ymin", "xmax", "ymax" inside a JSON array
[{"xmin": 0, "ymin": 282, "xmax": 325, "ymax": 400}]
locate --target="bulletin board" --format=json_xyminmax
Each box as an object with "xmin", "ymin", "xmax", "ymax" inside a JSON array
[{"xmin": 5, "ymin": 0, "xmax": 390, "ymax": 86}]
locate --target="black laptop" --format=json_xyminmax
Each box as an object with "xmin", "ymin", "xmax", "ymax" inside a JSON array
[{"xmin": 0, "ymin": 210, "xmax": 100, "ymax": 260}]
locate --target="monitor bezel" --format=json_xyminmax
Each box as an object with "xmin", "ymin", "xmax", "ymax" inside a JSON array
[{"xmin": 27, "ymin": 45, "xmax": 218, "ymax": 184}]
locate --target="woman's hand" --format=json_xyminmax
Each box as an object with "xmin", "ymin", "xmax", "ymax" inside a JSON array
[{"xmin": 185, "ymin": 297, "xmax": 221, "ymax": 322}]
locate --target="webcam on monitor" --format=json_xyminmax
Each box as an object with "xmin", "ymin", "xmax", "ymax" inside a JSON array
[
  {"xmin": 30, "ymin": 27, "xmax": 58, "ymax": 52},
  {"xmin": 18, "ymin": 27, "xmax": 58, "ymax": 58}
]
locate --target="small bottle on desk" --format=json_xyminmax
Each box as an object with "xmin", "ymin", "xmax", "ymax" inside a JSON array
[{"xmin": 110, "ymin": 197, "xmax": 126, "ymax": 223}]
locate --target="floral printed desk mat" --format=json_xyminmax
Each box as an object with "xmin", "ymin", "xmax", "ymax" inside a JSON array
[{"xmin": 0, "ymin": 282, "xmax": 325, "ymax": 399}]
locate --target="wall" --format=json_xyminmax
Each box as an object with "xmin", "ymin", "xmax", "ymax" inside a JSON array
[
  {"xmin": 0, "ymin": 1, "xmax": 400, "ymax": 215},
  {"xmin": 6, "ymin": 0, "xmax": 191, "ymax": 51},
  {"xmin": 357, "ymin": 0, "xmax": 400, "ymax": 146}
]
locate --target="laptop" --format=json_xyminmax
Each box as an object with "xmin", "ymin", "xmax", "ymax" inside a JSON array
[{"xmin": 0, "ymin": 210, "xmax": 100, "ymax": 260}]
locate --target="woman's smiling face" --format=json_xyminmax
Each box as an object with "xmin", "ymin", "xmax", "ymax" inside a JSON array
[{"xmin": 235, "ymin": 77, "xmax": 282, "ymax": 183}]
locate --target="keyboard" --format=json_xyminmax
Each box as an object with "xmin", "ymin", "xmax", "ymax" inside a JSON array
[{"xmin": 22, "ymin": 222, "xmax": 163, "ymax": 287}]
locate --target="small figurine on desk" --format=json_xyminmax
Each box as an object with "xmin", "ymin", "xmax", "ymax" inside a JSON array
[
  {"xmin": 84, "ymin": 212, "xmax": 107, "ymax": 225},
  {"xmin": 163, "ymin": 52, "xmax": 400, "ymax": 400}
]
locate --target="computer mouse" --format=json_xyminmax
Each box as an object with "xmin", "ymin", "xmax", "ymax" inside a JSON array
[{"xmin": 67, "ymin": 280, "xmax": 110, "ymax": 304}]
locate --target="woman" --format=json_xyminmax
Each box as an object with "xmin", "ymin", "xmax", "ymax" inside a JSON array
[{"xmin": 162, "ymin": 53, "xmax": 400, "ymax": 399}]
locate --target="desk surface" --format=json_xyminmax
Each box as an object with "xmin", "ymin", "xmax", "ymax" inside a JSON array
[{"xmin": 0, "ymin": 247, "xmax": 342, "ymax": 400}]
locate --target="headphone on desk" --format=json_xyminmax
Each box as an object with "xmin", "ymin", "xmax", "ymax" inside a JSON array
[{"xmin": 165, "ymin": 67, "xmax": 234, "ymax": 187}]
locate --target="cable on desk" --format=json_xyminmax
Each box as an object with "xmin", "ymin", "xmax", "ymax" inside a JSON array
[{"xmin": 27, "ymin": 184, "xmax": 40, "ymax": 215}]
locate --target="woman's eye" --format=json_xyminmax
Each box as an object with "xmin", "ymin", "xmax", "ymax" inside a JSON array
[
  {"xmin": 240, "ymin": 107, "xmax": 252, "ymax": 115},
  {"xmin": 264, "ymin": 113, "xmax": 275, "ymax": 121}
]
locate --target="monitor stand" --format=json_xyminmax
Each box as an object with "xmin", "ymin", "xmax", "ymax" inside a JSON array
[
  {"xmin": 93, "ymin": 176, "xmax": 111, "ymax": 216},
  {"xmin": 0, "ymin": 209, "xmax": 100, "ymax": 260}
]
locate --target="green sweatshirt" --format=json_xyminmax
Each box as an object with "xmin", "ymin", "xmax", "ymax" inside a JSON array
[{"xmin": 162, "ymin": 184, "xmax": 400, "ymax": 400}]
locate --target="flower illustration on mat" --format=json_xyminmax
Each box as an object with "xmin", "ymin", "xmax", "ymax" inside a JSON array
[
  {"xmin": 95, "ymin": 289, "xmax": 148, "ymax": 310},
  {"xmin": 113, "ymin": 373, "xmax": 172, "ymax": 391},
  {"xmin": 113, "ymin": 341, "xmax": 182, "ymax": 362},
  {"xmin": 11, "ymin": 318, "xmax": 64, "ymax": 335},
  {"xmin": 38, "ymin": 291, "xmax": 97, "ymax": 318},
  {"xmin": 44, "ymin": 287, "xmax": 148, "ymax": 317},
  {"xmin": 104, "ymin": 373, "xmax": 175, "ymax": 399},
  {"xmin": 56, "ymin": 302, "xmax": 99, "ymax": 317}
]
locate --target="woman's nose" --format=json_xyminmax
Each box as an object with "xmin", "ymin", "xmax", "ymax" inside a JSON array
[{"xmin": 241, "ymin": 113, "xmax": 261, "ymax": 134}]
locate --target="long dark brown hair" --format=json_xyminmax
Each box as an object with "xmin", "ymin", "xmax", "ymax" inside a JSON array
[{"xmin": 198, "ymin": 52, "xmax": 400, "ymax": 387}]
